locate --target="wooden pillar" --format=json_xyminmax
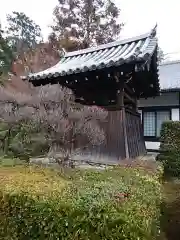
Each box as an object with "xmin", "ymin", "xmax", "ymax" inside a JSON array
[
  {"xmin": 134, "ymin": 97, "xmax": 138, "ymax": 112},
  {"xmin": 121, "ymin": 105, "xmax": 130, "ymax": 159},
  {"xmin": 116, "ymin": 72, "xmax": 129, "ymax": 159}
]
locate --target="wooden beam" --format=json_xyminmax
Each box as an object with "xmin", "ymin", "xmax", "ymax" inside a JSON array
[
  {"xmin": 124, "ymin": 83, "xmax": 135, "ymax": 96},
  {"xmin": 104, "ymin": 104, "xmax": 122, "ymax": 111},
  {"xmin": 124, "ymin": 92, "xmax": 136, "ymax": 105},
  {"xmin": 114, "ymin": 73, "xmax": 130, "ymax": 159},
  {"xmin": 117, "ymin": 90, "xmax": 124, "ymax": 107},
  {"xmin": 114, "ymin": 71, "xmax": 125, "ymax": 108},
  {"xmin": 134, "ymin": 97, "xmax": 138, "ymax": 112}
]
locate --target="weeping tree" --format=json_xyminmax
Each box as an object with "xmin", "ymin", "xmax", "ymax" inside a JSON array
[{"xmin": 0, "ymin": 84, "xmax": 107, "ymax": 162}]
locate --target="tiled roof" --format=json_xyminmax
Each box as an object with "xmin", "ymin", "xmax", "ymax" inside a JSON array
[
  {"xmin": 26, "ymin": 27, "xmax": 158, "ymax": 81},
  {"xmin": 159, "ymin": 60, "xmax": 180, "ymax": 91}
]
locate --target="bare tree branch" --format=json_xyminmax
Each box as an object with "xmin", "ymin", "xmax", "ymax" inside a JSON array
[{"xmin": 0, "ymin": 83, "xmax": 107, "ymax": 163}]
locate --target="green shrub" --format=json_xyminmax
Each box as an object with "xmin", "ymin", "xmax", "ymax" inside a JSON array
[
  {"xmin": 157, "ymin": 121, "xmax": 180, "ymax": 178},
  {"xmin": 0, "ymin": 156, "xmax": 25, "ymax": 167},
  {"xmin": 0, "ymin": 122, "xmax": 49, "ymax": 160},
  {"xmin": 0, "ymin": 165, "xmax": 161, "ymax": 240}
]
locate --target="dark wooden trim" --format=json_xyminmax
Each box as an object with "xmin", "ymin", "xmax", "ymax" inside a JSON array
[
  {"xmin": 117, "ymin": 90, "xmax": 124, "ymax": 107},
  {"xmin": 115, "ymin": 73, "xmax": 130, "ymax": 159},
  {"xmin": 161, "ymin": 88, "xmax": 180, "ymax": 93},
  {"xmin": 122, "ymin": 107, "xmax": 129, "ymax": 159},
  {"xmin": 115, "ymin": 71, "xmax": 125, "ymax": 108},
  {"xmin": 124, "ymin": 83, "xmax": 134, "ymax": 96},
  {"xmin": 124, "ymin": 92, "xmax": 136, "ymax": 105},
  {"xmin": 155, "ymin": 111, "xmax": 157, "ymax": 137},
  {"xmin": 142, "ymin": 109, "xmax": 144, "ymax": 137},
  {"xmin": 103, "ymin": 105, "xmax": 123, "ymax": 111},
  {"xmin": 135, "ymin": 97, "xmax": 138, "ymax": 112},
  {"xmin": 139, "ymin": 105, "xmax": 180, "ymax": 111},
  {"xmin": 146, "ymin": 149, "xmax": 160, "ymax": 153},
  {"xmin": 170, "ymin": 109, "xmax": 172, "ymax": 121},
  {"xmin": 125, "ymin": 108, "xmax": 140, "ymax": 116},
  {"xmin": 144, "ymin": 136, "xmax": 160, "ymax": 142}
]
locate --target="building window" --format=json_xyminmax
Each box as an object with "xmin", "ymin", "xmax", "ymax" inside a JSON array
[
  {"xmin": 143, "ymin": 110, "xmax": 170, "ymax": 138},
  {"xmin": 143, "ymin": 112, "xmax": 156, "ymax": 136}
]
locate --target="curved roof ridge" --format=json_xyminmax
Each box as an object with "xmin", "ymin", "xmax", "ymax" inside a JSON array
[
  {"xmin": 65, "ymin": 25, "xmax": 157, "ymax": 57},
  {"xmin": 65, "ymin": 32, "xmax": 151, "ymax": 57}
]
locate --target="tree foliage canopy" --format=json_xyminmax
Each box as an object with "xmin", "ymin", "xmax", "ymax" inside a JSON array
[
  {"xmin": 11, "ymin": 42, "xmax": 60, "ymax": 76},
  {"xmin": 6, "ymin": 11, "xmax": 42, "ymax": 56},
  {"xmin": 0, "ymin": 23, "xmax": 14, "ymax": 76},
  {"xmin": 0, "ymin": 12, "xmax": 43, "ymax": 78},
  {"xmin": 51, "ymin": 0, "xmax": 124, "ymax": 50}
]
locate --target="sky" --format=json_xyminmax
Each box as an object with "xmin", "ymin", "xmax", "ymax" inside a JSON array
[{"xmin": 0, "ymin": 0, "xmax": 179, "ymax": 60}]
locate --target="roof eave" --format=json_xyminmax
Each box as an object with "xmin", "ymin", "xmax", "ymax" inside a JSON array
[
  {"xmin": 24, "ymin": 25, "xmax": 158, "ymax": 82},
  {"xmin": 161, "ymin": 88, "xmax": 180, "ymax": 93}
]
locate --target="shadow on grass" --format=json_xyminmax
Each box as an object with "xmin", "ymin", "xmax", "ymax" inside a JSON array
[{"xmin": 160, "ymin": 181, "xmax": 180, "ymax": 240}]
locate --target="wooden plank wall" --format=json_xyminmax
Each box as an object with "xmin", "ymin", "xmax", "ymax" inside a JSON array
[
  {"xmin": 101, "ymin": 110, "xmax": 126, "ymax": 160},
  {"xmin": 72, "ymin": 109, "xmax": 146, "ymax": 163},
  {"xmin": 125, "ymin": 109, "xmax": 146, "ymax": 158},
  {"xmin": 73, "ymin": 110, "xmax": 126, "ymax": 163}
]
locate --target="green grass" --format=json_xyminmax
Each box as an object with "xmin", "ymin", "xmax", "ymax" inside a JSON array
[
  {"xmin": 0, "ymin": 165, "xmax": 68, "ymax": 198},
  {"xmin": 0, "ymin": 157, "xmax": 26, "ymax": 166}
]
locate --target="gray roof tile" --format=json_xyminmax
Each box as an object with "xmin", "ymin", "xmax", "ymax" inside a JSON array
[{"xmin": 26, "ymin": 27, "xmax": 158, "ymax": 81}]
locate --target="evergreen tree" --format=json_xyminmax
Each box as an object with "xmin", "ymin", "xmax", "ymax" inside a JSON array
[
  {"xmin": 0, "ymin": 23, "xmax": 14, "ymax": 76},
  {"xmin": 6, "ymin": 11, "xmax": 42, "ymax": 56},
  {"xmin": 51, "ymin": 0, "xmax": 124, "ymax": 51}
]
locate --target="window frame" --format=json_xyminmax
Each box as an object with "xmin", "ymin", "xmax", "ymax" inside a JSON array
[{"xmin": 141, "ymin": 107, "xmax": 171, "ymax": 141}]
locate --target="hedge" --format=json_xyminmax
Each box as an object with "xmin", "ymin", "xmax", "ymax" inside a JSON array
[
  {"xmin": 157, "ymin": 121, "xmax": 180, "ymax": 177},
  {"xmin": 0, "ymin": 165, "xmax": 161, "ymax": 240}
]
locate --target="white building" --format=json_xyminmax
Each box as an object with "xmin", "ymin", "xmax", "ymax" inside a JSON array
[{"xmin": 139, "ymin": 60, "xmax": 180, "ymax": 151}]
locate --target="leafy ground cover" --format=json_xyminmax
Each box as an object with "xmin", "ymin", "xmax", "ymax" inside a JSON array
[
  {"xmin": 160, "ymin": 179, "xmax": 180, "ymax": 240},
  {"xmin": 0, "ymin": 163, "xmax": 161, "ymax": 240}
]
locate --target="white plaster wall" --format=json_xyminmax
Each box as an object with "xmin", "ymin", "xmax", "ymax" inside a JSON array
[
  {"xmin": 139, "ymin": 92, "xmax": 179, "ymax": 107},
  {"xmin": 145, "ymin": 141, "xmax": 160, "ymax": 151},
  {"xmin": 171, "ymin": 108, "xmax": 180, "ymax": 120}
]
